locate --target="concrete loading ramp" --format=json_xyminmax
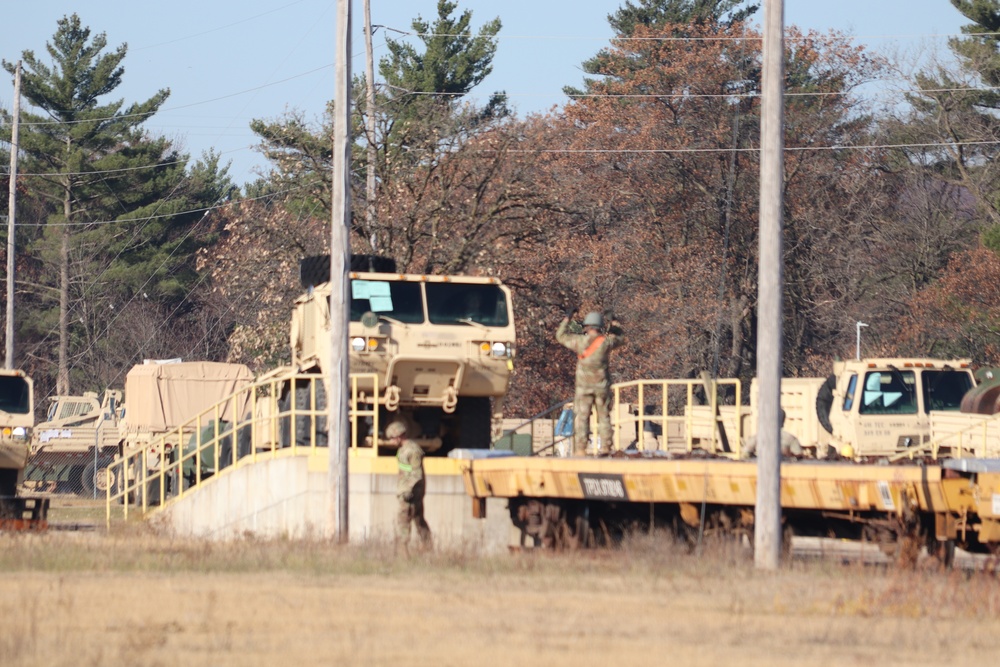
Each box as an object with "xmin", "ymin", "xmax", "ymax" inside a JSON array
[{"xmin": 153, "ymin": 450, "xmax": 514, "ymax": 552}]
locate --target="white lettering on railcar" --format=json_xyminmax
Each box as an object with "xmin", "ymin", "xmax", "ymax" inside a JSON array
[{"xmin": 579, "ymin": 474, "xmax": 627, "ymax": 500}]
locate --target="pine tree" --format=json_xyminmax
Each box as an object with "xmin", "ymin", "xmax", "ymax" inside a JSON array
[
  {"xmin": 379, "ymin": 0, "xmax": 506, "ymax": 131},
  {"xmin": 565, "ymin": 0, "xmax": 759, "ymax": 97},
  {"xmin": 891, "ymin": 1, "xmax": 1000, "ymax": 249},
  {"xmin": 1, "ymin": 15, "xmax": 233, "ymax": 393},
  {"xmin": 250, "ymin": 0, "xmax": 505, "ymax": 257}
]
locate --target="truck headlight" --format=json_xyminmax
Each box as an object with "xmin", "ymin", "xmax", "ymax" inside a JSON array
[
  {"xmin": 491, "ymin": 342, "xmax": 507, "ymax": 358},
  {"xmin": 351, "ymin": 337, "xmax": 367, "ymax": 352},
  {"xmin": 12, "ymin": 426, "xmax": 26, "ymax": 440}
]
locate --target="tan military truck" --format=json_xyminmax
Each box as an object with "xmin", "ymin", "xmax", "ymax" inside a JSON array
[
  {"xmin": 635, "ymin": 357, "xmax": 977, "ymax": 460},
  {"xmin": 284, "ymin": 255, "xmax": 516, "ymax": 454},
  {"xmin": 24, "ymin": 389, "xmax": 124, "ymax": 496},
  {"xmin": 0, "ymin": 369, "xmax": 34, "ymax": 514},
  {"xmin": 116, "ymin": 360, "xmax": 254, "ymax": 503},
  {"xmin": 736, "ymin": 358, "xmax": 976, "ymax": 459}
]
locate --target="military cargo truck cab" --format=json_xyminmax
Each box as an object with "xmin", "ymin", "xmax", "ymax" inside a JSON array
[
  {"xmin": 780, "ymin": 358, "xmax": 976, "ymax": 458},
  {"xmin": 0, "ymin": 370, "xmax": 35, "ymax": 516},
  {"xmin": 290, "ymin": 255, "xmax": 516, "ymax": 455}
]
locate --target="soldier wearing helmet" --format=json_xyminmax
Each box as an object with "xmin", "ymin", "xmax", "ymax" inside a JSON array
[
  {"xmin": 556, "ymin": 308, "xmax": 625, "ymax": 456},
  {"xmin": 387, "ymin": 419, "xmax": 431, "ymax": 552}
]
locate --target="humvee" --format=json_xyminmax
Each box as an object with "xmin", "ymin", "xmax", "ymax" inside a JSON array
[{"xmin": 25, "ymin": 389, "xmax": 123, "ymax": 496}]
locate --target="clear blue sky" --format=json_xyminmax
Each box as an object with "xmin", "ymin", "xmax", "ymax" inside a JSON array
[{"xmin": 1, "ymin": 1, "xmax": 972, "ymax": 186}]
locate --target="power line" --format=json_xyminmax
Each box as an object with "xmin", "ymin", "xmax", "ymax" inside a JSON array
[
  {"xmin": 492, "ymin": 140, "xmax": 1000, "ymax": 155},
  {"xmin": 379, "ymin": 27, "xmax": 1000, "ymax": 43},
  {"xmin": 7, "ymin": 65, "xmax": 333, "ymax": 128},
  {"xmin": 7, "ymin": 185, "xmax": 308, "ymax": 227}
]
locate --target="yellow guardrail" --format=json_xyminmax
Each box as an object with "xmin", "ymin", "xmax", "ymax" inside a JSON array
[
  {"xmin": 611, "ymin": 378, "xmax": 743, "ymax": 457},
  {"xmin": 106, "ymin": 371, "xmax": 380, "ymax": 526}
]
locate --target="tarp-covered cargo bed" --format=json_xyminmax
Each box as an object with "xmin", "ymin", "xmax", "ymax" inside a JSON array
[{"xmin": 123, "ymin": 362, "xmax": 253, "ymax": 433}]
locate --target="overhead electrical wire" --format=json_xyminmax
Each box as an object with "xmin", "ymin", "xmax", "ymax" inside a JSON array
[{"xmin": 7, "ymin": 8, "xmax": 999, "ymax": 398}]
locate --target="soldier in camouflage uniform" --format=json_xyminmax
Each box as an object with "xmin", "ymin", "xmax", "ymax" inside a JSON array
[
  {"xmin": 556, "ymin": 309, "xmax": 625, "ymax": 456},
  {"xmin": 388, "ymin": 420, "xmax": 432, "ymax": 552}
]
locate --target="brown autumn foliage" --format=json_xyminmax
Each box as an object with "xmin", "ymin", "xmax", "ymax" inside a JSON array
[
  {"xmin": 202, "ymin": 19, "xmax": 994, "ymax": 419},
  {"xmin": 497, "ymin": 22, "xmax": 899, "ymax": 415},
  {"xmin": 196, "ymin": 198, "xmax": 327, "ymax": 372},
  {"xmin": 892, "ymin": 247, "xmax": 1000, "ymax": 362},
  {"xmin": 368, "ymin": 114, "xmax": 563, "ymax": 277}
]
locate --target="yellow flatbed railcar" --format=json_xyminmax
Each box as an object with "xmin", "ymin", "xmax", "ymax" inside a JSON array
[{"xmin": 460, "ymin": 454, "xmax": 1000, "ymax": 564}]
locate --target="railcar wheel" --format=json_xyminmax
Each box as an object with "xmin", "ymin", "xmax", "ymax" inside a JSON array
[{"xmin": 927, "ymin": 537, "xmax": 956, "ymax": 569}]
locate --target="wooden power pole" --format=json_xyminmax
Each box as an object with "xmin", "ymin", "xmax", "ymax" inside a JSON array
[
  {"xmin": 5, "ymin": 61, "xmax": 20, "ymax": 370},
  {"xmin": 330, "ymin": 0, "xmax": 352, "ymax": 542},
  {"xmin": 755, "ymin": 0, "xmax": 785, "ymax": 570},
  {"xmin": 363, "ymin": 0, "xmax": 377, "ymax": 252}
]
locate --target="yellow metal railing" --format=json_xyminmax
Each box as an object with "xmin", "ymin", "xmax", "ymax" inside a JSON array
[
  {"xmin": 106, "ymin": 371, "xmax": 381, "ymax": 525},
  {"xmin": 889, "ymin": 410, "xmax": 1000, "ymax": 463},
  {"xmin": 611, "ymin": 378, "xmax": 743, "ymax": 457}
]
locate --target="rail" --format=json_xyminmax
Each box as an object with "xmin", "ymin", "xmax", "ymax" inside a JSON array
[
  {"xmin": 493, "ymin": 378, "xmax": 745, "ymax": 457},
  {"xmin": 889, "ymin": 410, "xmax": 1000, "ymax": 463},
  {"xmin": 611, "ymin": 378, "xmax": 743, "ymax": 456},
  {"xmin": 106, "ymin": 371, "xmax": 380, "ymax": 525}
]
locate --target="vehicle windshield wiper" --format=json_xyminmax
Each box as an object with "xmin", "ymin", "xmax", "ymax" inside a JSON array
[{"xmin": 457, "ymin": 317, "xmax": 488, "ymax": 330}]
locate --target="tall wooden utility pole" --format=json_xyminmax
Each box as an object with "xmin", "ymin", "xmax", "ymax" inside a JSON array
[
  {"xmin": 5, "ymin": 61, "xmax": 21, "ymax": 370},
  {"xmin": 330, "ymin": 0, "xmax": 352, "ymax": 542},
  {"xmin": 363, "ymin": 0, "xmax": 377, "ymax": 252},
  {"xmin": 755, "ymin": 0, "xmax": 785, "ymax": 571}
]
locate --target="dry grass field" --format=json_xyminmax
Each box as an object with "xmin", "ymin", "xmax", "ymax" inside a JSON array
[{"xmin": 2, "ymin": 522, "xmax": 1000, "ymax": 667}]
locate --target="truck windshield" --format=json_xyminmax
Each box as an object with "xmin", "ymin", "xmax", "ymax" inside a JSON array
[
  {"xmin": 349, "ymin": 280, "xmax": 424, "ymax": 323},
  {"xmin": 859, "ymin": 371, "xmax": 918, "ymax": 415},
  {"xmin": 921, "ymin": 370, "xmax": 974, "ymax": 412},
  {"xmin": 0, "ymin": 376, "xmax": 31, "ymax": 414},
  {"xmin": 425, "ymin": 283, "xmax": 509, "ymax": 327}
]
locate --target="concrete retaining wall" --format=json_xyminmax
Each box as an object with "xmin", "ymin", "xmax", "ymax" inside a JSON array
[{"xmin": 155, "ymin": 452, "xmax": 516, "ymax": 553}]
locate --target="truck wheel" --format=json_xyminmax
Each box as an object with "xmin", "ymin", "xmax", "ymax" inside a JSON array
[
  {"xmin": 0, "ymin": 469, "xmax": 17, "ymax": 518},
  {"xmin": 458, "ymin": 397, "xmax": 492, "ymax": 450},
  {"xmin": 816, "ymin": 375, "xmax": 836, "ymax": 435},
  {"xmin": 81, "ymin": 460, "xmax": 117, "ymax": 498},
  {"xmin": 66, "ymin": 465, "xmax": 85, "ymax": 495},
  {"xmin": 277, "ymin": 387, "xmax": 292, "ymax": 448},
  {"xmin": 281, "ymin": 377, "xmax": 329, "ymax": 448}
]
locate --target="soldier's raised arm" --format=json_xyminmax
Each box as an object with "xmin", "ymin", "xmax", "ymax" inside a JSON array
[
  {"xmin": 556, "ymin": 307, "xmax": 580, "ymax": 350},
  {"xmin": 606, "ymin": 317, "xmax": 625, "ymax": 349}
]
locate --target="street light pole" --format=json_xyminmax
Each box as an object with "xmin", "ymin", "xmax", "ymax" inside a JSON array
[{"xmin": 856, "ymin": 321, "xmax": 868, "ymax": 360}]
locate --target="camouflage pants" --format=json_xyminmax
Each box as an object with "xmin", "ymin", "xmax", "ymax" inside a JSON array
[
  {"xmin": 396, "ymin": 495, "xmax": 432, "ymax": 550},
  {"xmin": 573, "ymin": 388, "xmax": 613, "ymax": 455}
]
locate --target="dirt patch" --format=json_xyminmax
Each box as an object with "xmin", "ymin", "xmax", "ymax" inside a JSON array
[{"xmin": 1, "ymin": 531, "xmax": 999, "ymax": 666}]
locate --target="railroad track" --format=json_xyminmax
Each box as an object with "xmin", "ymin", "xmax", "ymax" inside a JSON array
[{"xmin": 792, "ymin": 536, "xmax": 996, "ymax": 571}]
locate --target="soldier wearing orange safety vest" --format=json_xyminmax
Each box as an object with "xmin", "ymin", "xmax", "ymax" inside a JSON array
[{"xmin": 556, "ymin": 309, "xmax": 625, "ymax": 456}]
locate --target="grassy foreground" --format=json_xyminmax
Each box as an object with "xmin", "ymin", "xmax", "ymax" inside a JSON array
[{"xmin": 1, "ymin": 527, "xmax": 999, "ymax": 666}]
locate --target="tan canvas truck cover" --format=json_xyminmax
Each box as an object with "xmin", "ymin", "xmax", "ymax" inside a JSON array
[{"xmin": 122, "ymin": 362, "xmax": 254, "ymax": 435}]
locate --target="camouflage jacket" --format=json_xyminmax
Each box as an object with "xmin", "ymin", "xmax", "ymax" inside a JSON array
[
  {"xmin": 556, "ymin": 318, "xmax": 625, "ymax": 391},
  {"xmin": 396, "ymin": 439, "xmax": 425, "ymax": 500}
]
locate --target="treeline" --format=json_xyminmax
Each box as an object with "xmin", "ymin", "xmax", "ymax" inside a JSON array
[{"xmin": 4, "ymin": 1, "xmax": 1000, "ymax": 417}]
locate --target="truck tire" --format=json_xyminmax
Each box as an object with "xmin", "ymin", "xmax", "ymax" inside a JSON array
[
  {"xmin": 80, "ymin": 456, "xmax": 118, "ymax": 498},
  {"xmin": 279, "ymin": 378, "xmax": 329, "ymax": 449},
  {"xmin": 458, "ymin": 397, "xmax": 492, "ymax": 450},
  {"xmin": 816, "ymin": 375, "xmax": 836, "ymax": 435},
  {"xmin": 81, "ymin": 458, "xmax": 118, "ymax": 497},
  {"xmin": 66, "ymin": 465, "xmax": 85, "ymax": 495},
  {"xmin": 0, "ymin": 469, "xmax": 17, "ymax": 518}
]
